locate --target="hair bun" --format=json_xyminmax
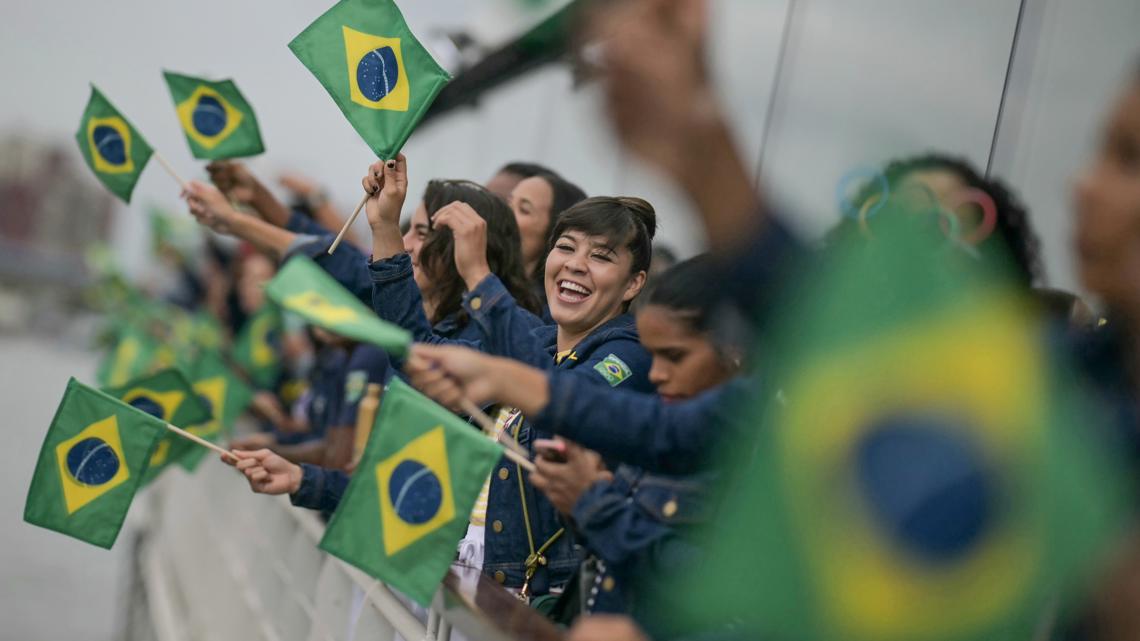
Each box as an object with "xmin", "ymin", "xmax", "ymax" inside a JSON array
[{"xmin": 619, "ymin": 197, "xmax": 657, "ymax": 240}]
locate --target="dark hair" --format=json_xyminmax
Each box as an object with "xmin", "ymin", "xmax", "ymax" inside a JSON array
[
  {"xmin": 523, "ymin": 171, "xmax": 588, "ymax": 286},
  {"xmin": 417, "ymin": 179, "xmax": 540, "ymax": 325},
  {"xmin": 548, "ymin": 196, "xmax": 657, "ymax": 276},
  {"xmin": 498, "ymin": 162, "xmax": 555, "ymax": 180},
  {"xmin": 847, "ymin": 153, "xmax": 1043, "ymax": 287},
  {"xmin": 644, "ymin": 254, "xmax": 719, "ymax": 332}
]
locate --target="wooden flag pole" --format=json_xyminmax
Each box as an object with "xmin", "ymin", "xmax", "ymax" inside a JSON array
[
  {"xmin": 328, "ymin": 193, "xmax": 370, "ymax": 255},
  {"xmin": 458, "ymin": 399, "xmax": 536, "ymax": 473},
  {"xmin": 164, "ymin": 423, "xmax": 237, "ymax": 462},
  {"xmin": 151, "ymin": 150, "xmax": 189, "ymax": 192}
]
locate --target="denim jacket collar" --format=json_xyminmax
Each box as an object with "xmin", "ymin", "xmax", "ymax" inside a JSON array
[{"xmin": 534, "ymin": 313, "xmax": 640, "ymax": 367}]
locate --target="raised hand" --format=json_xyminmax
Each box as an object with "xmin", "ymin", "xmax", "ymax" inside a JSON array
[
  {"xmin": 404, "ymin": 344, "xmax": 497, "ymax": 410},
  {"xmin": 227, "ymin": 449, "xmax": 303, "ymax": 495},
  {"xmin": 363, "ymin": 153, "xmax": 408, "ymax": 230},
  {"xmin": 184, "ymin": 180, "xmax": 239, "ymax": 235},
  {"xmin": 432, "ymin": 201, "xmax": 491, "ymax": 290},
  {"xmin": 206, "ymin": 160, "xmax": 261, "ymax": 205}
]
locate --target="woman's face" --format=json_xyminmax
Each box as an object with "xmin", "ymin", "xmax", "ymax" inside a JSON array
[
  {"xmin": 510, "ymin": 176, "xmax": 555, "ymax": 272},
  {"xmin": 1074, "ymin": 83, "xmax": 1140, "ymax": 310},
  {"xmin": 402, "ymin": 202, "xmax": 432, "ymax": 291},
  {"xmin": 545, "ymin": 229, "xmax": 646, "ymax": 338},
  {"xmin": 637, "ymin": 304, "xmax": 735, "ymax": 402},
  {"xmin": 237, "ymin": 253, "xmax": 275, "ymax": 314}
]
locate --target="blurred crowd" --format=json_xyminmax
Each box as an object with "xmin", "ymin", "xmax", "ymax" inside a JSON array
[{"xmin": 102, "ymin": 0, "xmax": 1140, "ymax": 639}]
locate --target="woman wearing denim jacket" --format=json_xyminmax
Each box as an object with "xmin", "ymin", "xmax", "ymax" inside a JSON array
[
  {"xmin": 365, "ymin": 158, "xmax": 659, "ymax": 597},
  {"xmin": 407, "ymin": 256, "xmax": 741, "ymax": 622}
]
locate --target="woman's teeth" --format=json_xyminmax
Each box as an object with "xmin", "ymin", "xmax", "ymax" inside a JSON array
[{"xmin": 558, "ymin": 280, "xmax": 591, "ymax": 303}]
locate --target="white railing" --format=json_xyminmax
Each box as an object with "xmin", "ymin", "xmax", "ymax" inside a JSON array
[{"xmin": 132, "ymin": 457, "xmax": 467, "ymax": 641}]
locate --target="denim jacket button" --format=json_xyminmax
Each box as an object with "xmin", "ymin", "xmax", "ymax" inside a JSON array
[
  {"xmin": 494, "ymin": 571, "xmax": 506, "ymax": 583},
  {"xmin": 662, "ymin": 499, "xmax": 678, "ymax": 518},
  {"xmin": 602, "ymin": 576, "xmax": 616, "ymax": 592},
  {"xmin": 470, "ymin": 296, "xmax": 482, "ymax": 310},
  {"xmin": 498, "ymin": 467, "xmax": 509, "ymax": 481},
  {"xmin": 492, "ymin": 519, "xmax": 504, "ymax": 533}
]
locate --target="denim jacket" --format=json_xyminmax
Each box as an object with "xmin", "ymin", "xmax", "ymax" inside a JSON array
[
  {"xmin": 284, "ymin": 211, "xmax": 374, "ymax": 306},
  {"xmin": 571, "ymin": 466, "xmax": 719, "ymax": 617},
  {"xmin": 367, "ymin": 254, "xmax": 534, "ymax": 351}
]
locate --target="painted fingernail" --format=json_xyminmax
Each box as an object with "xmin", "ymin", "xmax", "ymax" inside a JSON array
[{"xmin": 386, "ymin": 161, "xmax": 396, "ymax": 169}]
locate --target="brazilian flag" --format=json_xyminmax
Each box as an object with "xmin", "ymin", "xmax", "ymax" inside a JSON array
[
  {"xmin": 673, "ymin": 217, "xmax": 1127, "ymax": 641},
  {"xmin": 180, "ymin": 351, "xmax": 254, "ymax": 471},
  {"xmin": 75, "ymin": 85, "xmax": 152, "ymax": 203},
  {"xmin": 266, "ymin": 256, "xmax": 411, "ymax": 354},
  {"xmin": 96, "ymin": 324, "xmax": 160, "ymax": 388},
  {"xmin": 232, "ymin": 303, "xmax": 283, "ymax": 389},
  {"xmin": 163, "ymin": 71, "xmax": 265, "ymax": 160},
  {"xmin": 24, "ymin": 378, "xmax": 165, "ymax": 548},
  {"xmin": 319, "ymin": 378, "xmax": 501, "ymax": 605},
  {"xmin": 104, "ymin": 369, "xmax": 212, "ymax": 482},
  {"xmin": 288, "ymin": 0, "xmax": 451, "ymax": 159}
]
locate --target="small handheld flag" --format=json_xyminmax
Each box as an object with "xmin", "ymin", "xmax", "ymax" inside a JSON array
[
  {"xmin": 288, "ymin": 0, "xmax": 451, "ymax": 160},
  {"xmin": 163, "ymin": 71, "xmax": 265, "ymax": 160},
  {"xmin": 104, "ymin": 369, "xmax": 213, "ymax": 481},
  {"xmin": 181, "ymin": 351, "xmax": 254, "ymax": 471},
  {"xmin": 265, "ymin": 256, "xmax": 412, "ymax": 354},
  {"xmin": 24, "ymin": 378, "xmax": 166, "ymax": 548},
  {"xmin": 231, "ymin": 303, "xmax": 283, "ymax": 389},
  {"xmin": 75, "ymin": 86, "xmax": 154, "ymax": 203},
  {"xmin": 319, "ymin": 378, "xmax": 502, "ymax": 605}
]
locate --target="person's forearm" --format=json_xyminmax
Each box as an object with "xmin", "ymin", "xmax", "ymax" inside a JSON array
[
  {"xmin": 677, "ymin": 112, "xmax": 764, "ymax": 256},
  {"xmin": 371, "ymin": 223, "xmax": 405, "ymax": 261},
  {"xmin": 488, "ymin": 357, "xmax": 551, "ymax": 416},
  {"xmin": 229, "ymin": 213, "xmax": 297, "ymax": 261},
  {"xmin": 248, "ymin": 183, "xmax": 292, "ymax": 228},
  {"xmin": 271, "ymin": 439, "xmax": 327, "ymax": 465}
]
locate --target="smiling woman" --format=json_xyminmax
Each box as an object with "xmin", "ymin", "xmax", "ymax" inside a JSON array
[{"xmin": 544, "ymin": 197, "xmax": 656, "ymax": 353}]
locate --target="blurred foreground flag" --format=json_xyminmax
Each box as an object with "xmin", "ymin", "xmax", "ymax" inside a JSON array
[
  {"xmin": 677, "ymin": 216, "xmax": 1127, "ymax": 641},
  {"xmin": 163, "ymin": 71, "xmax": 265, "ymax": 160},
  {"xmin": 24, "ymin": 378, "xmax": 165, "ymax": 548},
  {"xmin": 181, "ymin": 351, "xmax": 254, "ymax": 471},
  {"xmin": 232, "ymin": 303, "xmax": 283, "ymax": 389},
  {"xmin": 75, "ymin": 86, "xmax": 153, "ymax": 203},
  {"xmin": 288, "ymin": 0, "xmax": 450, "ymax": 159},
  {"xmin": 266, "ymin": 256, "xmax": 411, "ymax": 354},
  {"xmin": 319, "ymin": 379, "xmax": 501, "ymax": 606},
  {"xmin": 104, "ymin": 369, "xmax": 212, "ymax": 482}
]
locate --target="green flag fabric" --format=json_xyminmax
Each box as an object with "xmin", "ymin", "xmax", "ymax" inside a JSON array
[
  {"xmin": 288, "ymin": 0, "xmax": 451, "ymax": 159},
  {"xmin": 75, "ymin": 85, "xmax": 153, "ymax": 203},
  {"xmin": 180, "ymin": 351, "xmax": 254, "ymax": 471},
  {"xmin": 673, "ymin": 216, "xmax": 1126, "ymax": 641},
  {"xmin": 24, "ymin": 378, "xmax": 166, "ymax": 548},
  {"xmin": 232, "ymin": 303, "xmax": 283, "ymax": 389},
  {"xmin": 96, "ymin": 324, "xmax": 161, "ymax": 388},
  {"xmin": 163, "ymin": 70, "xmax": 265, "ymax": 160},
  {"xmin": 319, "ymin": 378, "xmax": 502, "ymax": 605},
  {"xmin": 266, "ymin": 256, "xmax": 412, "ymax": 354},
  {"xmin": 104, "ymin": 369, "xmax": 213, "ymax": 482}
]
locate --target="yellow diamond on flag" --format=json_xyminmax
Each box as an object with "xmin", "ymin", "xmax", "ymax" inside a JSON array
[
  {"xmin": 375, "ymin": 426, "xmax": 455, "ymax": 556},
  {"xmin": 149, "ymin": 439, "xmax": 171, "ymax": 467},
  {"xmin": 87, "ymin": 116, "xmax": 136, "ymax": 174},
  {"xmin": 343, "ymin": 25, "xmax": 410, "ymax": 112},
  {"xmin": 190, "ymin": 376, "xmax": 226, "ymax": 438},
  {"xmin": 175, "ymin": 85, "xmax": 244, "ymax": 150},
  {"xmin": 120, "ymin": 387, "xmax": 185, "ymax": 422},
  {"xmin": 54, "ymin": 416, "xmax": 131, "ymax": 515},
  {"xmin": 284, "ymin": 291, "xmax": 360, "ymax": 325}
]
